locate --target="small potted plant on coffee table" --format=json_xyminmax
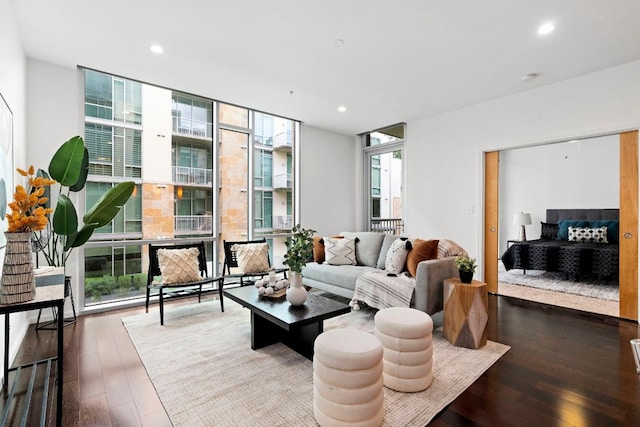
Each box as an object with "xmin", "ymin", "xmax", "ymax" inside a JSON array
[
  {"xmin": 283, "ymin": 224, "xmax": 316, "ymax": 305},
  {"xmin": 454, "ymin": 254, "xmax": 477, "ymax": 284}
]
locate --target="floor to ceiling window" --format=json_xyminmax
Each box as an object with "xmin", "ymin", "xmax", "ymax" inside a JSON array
[
  {"xmin": 81, "ymin": 69, "xmax": 299, "ymax": 309},
  {"xmin": 362, "ymin": 124, "xmax": 405, "ymax": 234}
]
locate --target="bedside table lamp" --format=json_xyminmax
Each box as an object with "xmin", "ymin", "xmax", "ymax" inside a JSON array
[{"xmin": 513, "ymin": 212, "xmax": 532, "ymax": 241}]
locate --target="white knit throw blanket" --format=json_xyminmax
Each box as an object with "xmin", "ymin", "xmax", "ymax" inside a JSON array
[{"xmin": 350, "ymin": 270, "xmax": 416, "ymax": 310}]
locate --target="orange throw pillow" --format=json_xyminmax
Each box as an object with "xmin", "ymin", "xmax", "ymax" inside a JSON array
[
  {"xmin": 407, "ymin": 239, "xmax": 439, "ymax": 277},
  {"xmin": 312, "ymin": 235, "xmax": 344, "ymax": 263}
]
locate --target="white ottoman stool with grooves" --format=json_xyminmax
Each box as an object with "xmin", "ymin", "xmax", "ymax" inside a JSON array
[
  {"xmin": 313, "ymin": 328, "xmax": 384, "ymax": 427},
  {"xmin": 374, "ymin": 307, "xmax": 434, "ymax": 392}
]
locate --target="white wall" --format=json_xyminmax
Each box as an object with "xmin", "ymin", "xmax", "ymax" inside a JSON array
[
  {"xmin": 0, "ymin": 0, "xmax": 28, "ymax": 384},
  {"xmin": 405, "ymin": 60, "xmax": 640, "ymax": 318},
  {"xmin": 300, "ymin": 125, "xmax": 357, "ymax": 235},
  {"xmin": 499, "ymin": 134, "xmax": 619, "ymax": 252}
]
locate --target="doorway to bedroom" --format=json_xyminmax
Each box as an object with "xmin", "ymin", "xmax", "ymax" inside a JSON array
[{"xmin": 484, "ymin": 131, "xmax": 638, "ymax": 320}]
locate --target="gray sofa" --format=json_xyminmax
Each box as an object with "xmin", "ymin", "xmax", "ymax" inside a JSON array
[{"xmin": 301, "ymin": 232, "xmax": 459, "ymax": 315}]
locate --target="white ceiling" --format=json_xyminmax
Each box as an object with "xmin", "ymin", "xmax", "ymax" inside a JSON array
[{"xmin": 9, "ymin": 0, "xmax": 640, "ymax": 136}]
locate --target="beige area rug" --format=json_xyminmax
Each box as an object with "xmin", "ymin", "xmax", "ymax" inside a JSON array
[
  {"xmin": 498, "ymin": 281, "xmax": 619, "ymax": 317},
  {"xmin": 123, "ymin": 300, "xmax": 509, "ymax": 427}
]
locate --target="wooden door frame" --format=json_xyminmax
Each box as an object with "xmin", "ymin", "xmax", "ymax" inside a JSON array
[{"xmin": 483, "ymin": 131, "xmax": 639, "ymax": 321}]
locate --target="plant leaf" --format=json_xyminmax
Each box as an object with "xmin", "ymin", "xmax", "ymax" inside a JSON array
[
  {"xmin": 69, "ymin": 147, "xmax": 89, "ymax": 192},
  {"xmin": 52, "ymin": 194, "xmax": 78, "ymax": 236},
  {"xmin": 67, "ymin": 225, "xmax": 96, "ymax": 249},
  {"xmin": 83, "ymin": 182, "xmax": 135, "ymax": 228},
  {"xmin": 48, "ymin": 136, "xmax": 85, "ymax": 186},
  {"xmin": 36, "ymin": 169, "xmax": 51, "ymax": 210}
]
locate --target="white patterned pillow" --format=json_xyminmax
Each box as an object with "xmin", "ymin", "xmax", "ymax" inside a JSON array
[
  {"xmin": 324, "ymin": 237, "xmax": 357, "ymax": 265},
  {"xmin": 233, "ymin": 243, "xmax": 270, "ymax": 273},
  {"xmin": 568, "ymin": 226, "xmax": 608, "ymax": 243},
  {"xmin": 157, "ymin": 247, "xmax": 202, "ymax": 284},
  {"xmin": 385, "ymin": 238, "xmax": 413, "ymax": 274}
]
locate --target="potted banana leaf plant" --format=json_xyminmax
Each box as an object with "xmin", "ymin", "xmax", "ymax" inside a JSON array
[{"xmin": 33, "ymin": 135, "xmax": 135, "ymax": 268}]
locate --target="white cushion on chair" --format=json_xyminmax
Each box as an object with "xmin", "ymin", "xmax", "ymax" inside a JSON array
[
  {"xmin": 157, "ymin": 247, "xmax": 201, "ymax": 284},
  {"xmin": 232, "ymin": 242, "xmax": 270, "ymax": 273}
]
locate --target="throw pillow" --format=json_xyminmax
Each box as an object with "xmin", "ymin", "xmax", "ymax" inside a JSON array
[
  {"xmin": 157, "ymin": 247, "xmax": 202, "ymax": 285},
  {"xmin": 324, "ymin": 237, "xmax": 357, "ymax": 265},
  {"xmin": 437, "ymin": 239, "xmax": 468, "ymax": 259},
  {"xmin": 558, "ymin": 220, "xmax": 589, "ymax": 240},
  {"xmin": 406, "ymin": 239, "xmax": 439, "ymax": 277},
  {"xmin": 339, "ymin": 232, "xmax": 385, "ymax": 267},
  {"xmin": 589, "ymin": 220, "xmax": 619, "ymax": 243},
  {"xmin": 312, "ymin": 235, "xmax": 343, "ymax": 263},
  {"xmin": 232, "ymin": 242, "xmax": 270, "ymax": 273},
  {"xmin": 568, "ymin": 226, "xmax": 608, "ymax": 243},
  {"xmin": 540, "ymin": 222, "xmax": 559, "ymax": 239},
  {"xmin": 312, "ymin": 236, "xmax": 326, "ymax": 263},
  {"xmin": 385, "ymin": 237, "xmax": 412, "ymax": 274}
]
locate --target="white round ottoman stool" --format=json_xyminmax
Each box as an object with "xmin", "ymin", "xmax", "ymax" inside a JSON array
[
  {"xmin": 313, "ymin": 328, "xmax": 384, "ymax": 427},
  {"xmin": 374, "ymin": 307, "xmax": 434, "ymax": 392}
]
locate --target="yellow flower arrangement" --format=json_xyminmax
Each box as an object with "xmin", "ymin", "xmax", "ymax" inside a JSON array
[{"xmin": 6, "ymin": 166, "xmax": 56, "ymax": 233}]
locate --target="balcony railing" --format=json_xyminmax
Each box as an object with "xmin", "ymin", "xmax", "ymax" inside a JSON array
[
  {"xmin": 273, "ymin": 173, "xmax": 292, "ymax": 189},
  {"xmin": 173, "ymin": 166, "xmax": 213, "ymax": 185},
  {"xmin": 172, "ymin": 117, "xmax": 213, "ymax": 138},
  {"xmin": 370, "ymin": 218, "xmax": 404, "ymax": 235},
  {"xmin": 273, "ymin": 215, "xmax": 292, "ymax": 231},
  {"xmin": 273, "ymin": 130, "xmax": 292, "ymax": 149},
  {"xmin": 175, "ymin": 215, "xmax": 213, "ymax": 234}
]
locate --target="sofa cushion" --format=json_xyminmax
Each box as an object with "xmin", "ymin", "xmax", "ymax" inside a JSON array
[
  {"xmin": 407, "ymin": 239, "xmax": 439, "ymax": 277},
  {"xmin": 339, "ymin": 232, "xmax": 385, "ymax": 267},
  {"xmin": 324, "ymin": 237, "xmax": 357, "ymax": 265},
  {"xmin": 376, "ymin": 234, "xmax": 399, "ymax": 269},
  {"xmin": 385, "ymin": 238, "xmax": 412, "ymax": 274},
  {"xmin": 437, "ymin": 239, "xmax": 468, "ymax": 259},
  {"xmin": 302, "ymin": 263, "xmax": 377, "ymax": 291}
]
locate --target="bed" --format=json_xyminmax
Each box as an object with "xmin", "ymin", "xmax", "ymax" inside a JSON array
[{"xmin": 501, "ymin": 208, "xmax": 619, "ymax": 281}]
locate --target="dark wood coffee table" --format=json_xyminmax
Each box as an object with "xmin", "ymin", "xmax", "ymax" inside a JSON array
[{"xmin": 223, "ymin": 286, "xmax": 351, "ymax": 359}]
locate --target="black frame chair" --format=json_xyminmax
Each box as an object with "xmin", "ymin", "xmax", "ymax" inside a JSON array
[
  {"xmin": 222, "ymin": 239, "xmax": 287, "ymax": 287},
  {"xmin": 145, "ymin": 241, "xmax": 224, "ymax": 325}
]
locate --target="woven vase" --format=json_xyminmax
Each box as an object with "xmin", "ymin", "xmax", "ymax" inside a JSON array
[{"xmin": 1, "ymin": 232, "xmax": 36, "ymax": 304}]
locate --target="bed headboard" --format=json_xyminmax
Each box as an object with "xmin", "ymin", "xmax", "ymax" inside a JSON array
[{"xmin": 545, "ymin": 208, "xmax": 619, "ymax": 223}]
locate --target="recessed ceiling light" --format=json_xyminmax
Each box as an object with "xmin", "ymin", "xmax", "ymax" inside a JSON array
[
  {"xmin": 150, "ymin": 44, "xmax": 164, "ymax": 54},
  {"xmin": 537, "ymin": 22, "xmax": 555, "ymax": 35},
  {"xmin": 337, "ymin": 105, "xmax": 347, "ymax": 113}
]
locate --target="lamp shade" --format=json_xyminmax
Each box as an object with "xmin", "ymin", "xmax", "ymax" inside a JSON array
[{"xmin": 513, "ymin": 212, "xmax": 532, "ymax": 226}]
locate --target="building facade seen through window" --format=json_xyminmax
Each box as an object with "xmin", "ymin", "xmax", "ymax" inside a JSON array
[{"xmin": 82, "ymin": 69, "xmax": 298, "ymax": 308}]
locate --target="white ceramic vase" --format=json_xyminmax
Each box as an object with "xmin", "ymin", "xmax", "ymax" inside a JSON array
[{"xmin": 286, "ymin": 271, "xmax": 307, "ymax": 306}]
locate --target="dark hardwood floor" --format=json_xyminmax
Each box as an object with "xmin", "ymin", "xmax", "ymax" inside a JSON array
[{"xmin": 2, "ymin": 294, "xmax": 640, "ymax": 426}]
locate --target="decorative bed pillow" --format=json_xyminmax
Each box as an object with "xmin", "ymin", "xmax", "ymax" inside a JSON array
[
  {"xmin": 313, "ymin": 235, "xmax": 344, "ymax": 263},
  {"xmin": 324, "ymin": 237, "xmax": 357, "ymax": 265},
  {"xmin": 339, "ymin": 232, "xmax": 385, "ymax": 267},
  {"xmin": 558, "ymin": 220, "xmax": 589, "ymax": 240},
  {"xmin": 437, "ymin": 239, "xmax": 468, "ymax": 259},
  {"xmin": 589, "ymin": 220, "xmax": 619, "ymax": 243},
  {"xmin": 232, "ymin": 242, "xmax": 270, "ymax": 273},
  {"xmin": 385, "ymin": 237, "xmax": 413, "ymax": 274},
  {"xmin": 540, "ymin": 222, "xmax": 559, "ymax": 239},
  {"xmin": 157, "ymin": 247, "xmax": 201, "ymax": 284},
  {"xmin": 406, "ymin": 239, "xmax": 439, "ymax": 277},
  {"xmin": 568, "ymin": 226, "xmax": 608, "ymax": 243}
]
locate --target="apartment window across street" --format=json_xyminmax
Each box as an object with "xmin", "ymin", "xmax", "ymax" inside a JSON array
[{"xmin": 81, "ymin": 69, "xmax": 300, "ymax": 309}]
